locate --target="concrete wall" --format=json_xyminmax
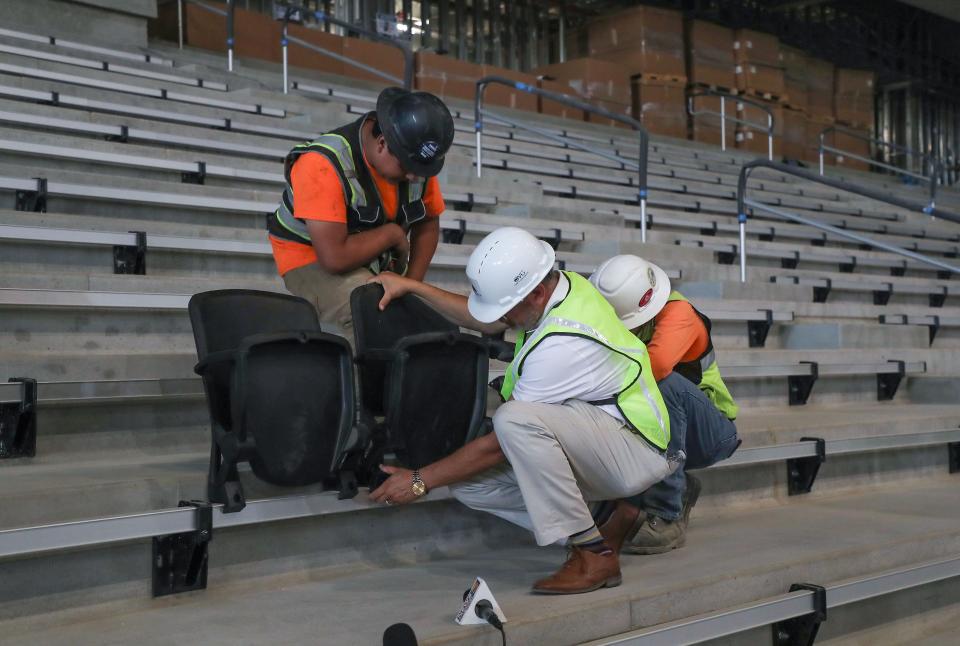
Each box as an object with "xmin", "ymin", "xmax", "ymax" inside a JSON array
[{"xmin": 1, "ymin": 0, "xmax": 156, "ymax": 48}]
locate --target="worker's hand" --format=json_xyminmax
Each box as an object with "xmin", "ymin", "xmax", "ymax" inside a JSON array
[
  {"xmin": 390, "ymin": 226, "xmax": 410, "ymax": 275},
  {"xmin": 369, "ymin": 465, "xmax": 418, "ymax": 506},
  {"xmin": 367, "ymin": 271, "xmax": 415, "ymax": 310}
]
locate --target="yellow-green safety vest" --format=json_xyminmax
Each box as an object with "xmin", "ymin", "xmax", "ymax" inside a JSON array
[{"xmin": 500, "ymin": 271, "xmax": 670, "ymax": 450}]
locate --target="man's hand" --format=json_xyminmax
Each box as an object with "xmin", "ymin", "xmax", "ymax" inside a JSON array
[
  {"xmin": 369, "ymin": 465, "xmax": 420, "ymax": 506},
  {"xmin": 367, "ymin": 271, "xmax": 418, "ymax": 310},
  {"xmin": 390, "ymin": 228, "xmax": 410, "ymax": 275}
]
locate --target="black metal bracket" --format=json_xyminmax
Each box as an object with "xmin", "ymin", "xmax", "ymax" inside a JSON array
[
  {"xmin": 889, "ymin": 261, "xmax": 907, "ymax": 277},
  {"xmin": 949, "ymin": 441, "xmax": 959, "ymax": 474},
  {"xmin": 812, "ymin": 279, "xmax": 831, "ymax": 304},
  {"xmin": 773, "ymin": 583, "xmax": 827, "ymax": 645},
  {"xmin": 0, "ymin": 377, "xmax": 38, "ymax": 459},
  {"xmin": 758, "ymin": 229, "xmax": 775, "ymax": 242},
  {"xmin": 543, "ymin": 228, "xmax": 562, "ymax": 250},
  {"xmin": 106, "ymin": 125, "xmax": 129, "ymax": 143},
  {"xmin": 113, "ymin": 231, "xmax": 147, "ymax": 275},
  {"xmin": 717, "ymin": 248, "xmax": 736, "ymax": 265},
  {"xmin": 441, "ymin": 220, "xmax": 466, "ymax": 245},
  {"xmin": 699, "ymin": 221, "xmax": 718, "ymax": 237},
  {"xmin": 926, "ymin": 315, "xmax": 941, "ymax": 346},
  {"xmin": 937, "ymin": 270, "xmax": 952, "ymax": 281},
  {"xmin": 810, "ymin": 233, "xmax": 827, "ymax": 247},
  {"xmin": 873, "ymin": 284, "xmax": 893, "ymax": 306},
  {"xmin": 789, "ymin": 361, "xmax": 819, "ymax": 406},
  {"xmin": 748, "ymin": 310, "xmax": 774, "ymax": 348},
  {"xmin": 838, "ymin": 257, "xmax": 856, "ymax": 273},
  {"xmin": 929, "ymin": 287, "xmax": 947, "ymax": 308},
  {"xmin": 182, "ymin": 161, "xmax": 207, "ymax": 185},
  {"xmin": 15, "ymin": 178, "xmax": 48, "ymax": 213},
  {"xmin": 152, "ymin": 500, "xmax": 213, "ymax": 597},
  {"xmin": 877, "ymin": 360, "xmax": 906, "ymax": 401},
  {"xmin": 787, "ymin": 437, "xmax": 826, "ymax": 496},
  {"xmin": 781, "ymin": 251, "xmax": 800, "ymax": 269}
]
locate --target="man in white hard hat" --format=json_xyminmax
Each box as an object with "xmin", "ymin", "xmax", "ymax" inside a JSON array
[
  {"xmin": 366, "ymin": 227, "xmax": 715, "ymax": 594},
  {"xmin": 590, "ymin": 254, "xmax": 739, "ymax": 554}
]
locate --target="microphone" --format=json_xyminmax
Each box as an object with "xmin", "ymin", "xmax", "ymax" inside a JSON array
[
  {"xmin": 475, "ymin": 600, "xmax": 503, "ymax": 630},
  {"xmin": 382, "ymin": 622, "xmax": 418, "ymax": 646}
]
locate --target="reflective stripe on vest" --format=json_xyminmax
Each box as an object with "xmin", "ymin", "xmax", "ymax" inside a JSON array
[
  {"xmin": 500, "ymin": 271, "xmax": 670, "ymax": 450},
  {"xmin": 665, "ymin": 291, "xmax": 739, "ymax": 421},
  {"xmin": 273, "ymin": 133, "xmax": 426, "ymax": 241}
]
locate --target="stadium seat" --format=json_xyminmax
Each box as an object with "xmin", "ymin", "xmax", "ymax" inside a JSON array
[{"xmin": 188, "ymin": 289, "xmax": 359, "ymax": 512}]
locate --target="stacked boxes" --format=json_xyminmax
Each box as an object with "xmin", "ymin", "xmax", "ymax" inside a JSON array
[
  {"xmin": 733, "ymin": 29, "xmax": 785, "ymax": 99},
  {"xmin": 533, "ymin": 58, "xmax": 633, "ymax": 128},
  {"xmin": 834, "ymin": 68, "xmax": 875, "ymax": 128},
  {"xmin": 536, "ymin": 78, "xmax": 586, "ymax": 121},
  {"xmin": 689, "ymin": 94, "xmax": 726, "ymax": 148},
  {"xmin": 686, "ymin": 20, "xmax": 736, "ymax": 89},
  {"xmin": 414, "ymin": 52, "xmax": 483, "ymax": 103},
  {"xmin": 734, "ymin": 99, "xmax": 783, "ymax": 158},
  {"xmin": 587, "ymin": 5, "xmax": 686, "ymax": 79},
  {"xmin": 805, "ymin": 57, "xmax": 835, "ymax": 121},
  {"xmin": 632, "ymin": 77, "xmax": 687, "ymax": 139}
]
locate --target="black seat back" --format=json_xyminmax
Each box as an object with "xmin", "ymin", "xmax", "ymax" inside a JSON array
[
  {"xmin": 234, "ymin": 332, "xmax": 354, "ymax": 486},
  {"xmin": 350, "ymin": 283, "xmax": 456, "ymax": 415},
  {"xmin": 386, "ymin": 332, "xmax": 489, "ymax": 467}
]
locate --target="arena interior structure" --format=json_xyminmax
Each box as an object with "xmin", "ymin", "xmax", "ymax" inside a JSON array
[{"xmin": 1, "ymin": 0, "xmax": 960, "ymax": 643}]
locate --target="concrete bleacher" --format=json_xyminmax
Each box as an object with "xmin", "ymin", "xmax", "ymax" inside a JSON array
[{"xmin": 0, "ymin": 24, "xmax": 959, "ymax": 646}]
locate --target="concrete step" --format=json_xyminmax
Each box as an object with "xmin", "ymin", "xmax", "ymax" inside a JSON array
[{"xmin": 1, "ymin": 479, "xmax": 958, "ymax": 644}]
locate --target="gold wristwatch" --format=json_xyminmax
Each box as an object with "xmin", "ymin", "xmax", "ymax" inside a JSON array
[{"xmin": 411, "ymin": 470, "xmax": 427, "ymax": 497}]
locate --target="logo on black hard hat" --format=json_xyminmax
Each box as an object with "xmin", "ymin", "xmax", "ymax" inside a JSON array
[{"xmin": 419, "ymin": 140, "xmax": 440, "ymax": 161}]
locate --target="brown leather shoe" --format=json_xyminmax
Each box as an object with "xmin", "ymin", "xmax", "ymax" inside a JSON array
[
  {"xmin": 531, "ymin": 546, "xmax": 622, "ymax": 595},
  {"xmin": 599, "ymin": 500, "xmax": 645, "ymax": 555}
]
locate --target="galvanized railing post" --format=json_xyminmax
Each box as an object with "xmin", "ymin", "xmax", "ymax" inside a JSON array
[
  {"xmin": 738, "ymin": 212, "xmax": 747, "ymax": 283},
  {"xmin": 474, "ymin": 81, "xmax": 484, "ymax": 179},
  {"xmin": 281, "ymin": 19, "xmax": 289, "ymax": 95},
  {"xmin": 226, "ymin": 0, "xmax": 235, "ymax": 72},
  {"xmin": 720, "ymin": 96, "xmax": 726, "ymax": 152},
  {"xmin": 177, "ymin": 0, "xmax": 184, "ymax": 49},
  {"xmin": 767, "ymin": 113, "xmax": 773, "ymax": 161},
  {"xmin": 819, "ymin": 132, "xmax": 825, "ymax": 175}
]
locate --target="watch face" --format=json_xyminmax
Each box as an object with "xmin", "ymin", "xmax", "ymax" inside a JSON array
[{"xmin": 412, "ymin": 481, "xmax": 426, "ymax": 496}]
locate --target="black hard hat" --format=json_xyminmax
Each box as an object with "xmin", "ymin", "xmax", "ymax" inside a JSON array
[{"xmin": 376, "ymin": 87, "xmax": 455, "ymax": 178}]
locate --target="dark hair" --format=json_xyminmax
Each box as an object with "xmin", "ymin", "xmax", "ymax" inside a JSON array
[{"xmin": 371, "ymin": 117, "xmax": 382, "ymax": 139}]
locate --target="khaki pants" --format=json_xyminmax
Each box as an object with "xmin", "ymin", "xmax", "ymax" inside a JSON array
[
  {"xmin": 282, "ymin": 262, "xmax": 372, "ymax": 338},
  {"xmin": 450, "ymin": 399, "xmax": 676, "ymax": 547}
]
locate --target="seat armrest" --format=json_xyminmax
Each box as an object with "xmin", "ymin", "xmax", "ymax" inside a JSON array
[
  {"xmin": 194, "ymin": 349, "xmax": 237, "ymax": 375},
  {"xmin": 488, "ymin": 339, "xmax": 515, "ymax": 362}
]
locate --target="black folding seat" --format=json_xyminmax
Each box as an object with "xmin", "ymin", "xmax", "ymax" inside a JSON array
[
  {"xmin": 188, "ymin": 289, "xmax": 361, "ymax": 512},
  {"xmin": 349, "ymin": 284, "xmax": 491, "ymax": 481}
]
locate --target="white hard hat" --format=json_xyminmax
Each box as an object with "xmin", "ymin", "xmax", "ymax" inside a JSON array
[
  {"xmin": 589, "ymin": 255, "xmax": 671, "ymax": 329},
  {"xmin": 466, "ymin": 227, "xmax": 556, "ymax": 323}
]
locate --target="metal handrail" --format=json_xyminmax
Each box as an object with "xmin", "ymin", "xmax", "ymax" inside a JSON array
[
  {"xmin": 280, "ymin": 9, "xmax": 413, "ymax": 93},
  {"xmin": 475, "ymin": 75, "xmax": 651, "ymax": 241},
  {"xmin": 735, "ymin": 159, "xmax": 960, "ymax": 282},
  {"xmin": 819, "ymin": 125, "xmax": 942, "ymax": 210},
  {"xmin": 176, "ymin": 0, "xmax": 235, "ymax": 72},
  {"xmin": 687, "ymin": 89, "xmax": 775, "ymax": 160}
]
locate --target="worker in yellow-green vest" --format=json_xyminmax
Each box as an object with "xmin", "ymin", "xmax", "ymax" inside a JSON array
[
  {"xmin": 590, "ymin": 255, "xmax": 741, "ymax": 555},
  {"xmin": 364, "ymin": 227, "xmax": 733, "ymax": 596}
]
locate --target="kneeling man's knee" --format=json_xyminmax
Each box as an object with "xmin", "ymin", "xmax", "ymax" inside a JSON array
[{"xmin": 492, "ymin": 400, "xmax": 544, "ymax": 440}]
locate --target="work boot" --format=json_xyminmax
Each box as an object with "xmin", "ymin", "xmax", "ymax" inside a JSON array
[
  {"xmin": 623, "ymin": 514, "xmax": 686, "ymax": 555},
  {"xmin": 532, "ymin": 546, "xmax": 622, "ymax": 595},
  {"xmin": 680, "ymin": 474, "xmax": 703, "ymax": 528},
  {"xmin": 598, "ymin": 500, "xmax": 646, "ymax": 555}
]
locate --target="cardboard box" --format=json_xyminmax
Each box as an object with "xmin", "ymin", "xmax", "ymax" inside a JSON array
[
  {"xmin": 806, "ymin": 57, "xmax": 835, "ymax": 120},
  {"xmin": 584, "ymin": 99, "xmax": 634, "ymax": 129},
  {"xmin": 342, "ymin": 38, "xmax": 402, "ymax": 86},
  {"xmin": 686, "ymin": 20, "xmax": 734, "ymax": 64},
  {"xmin": 835, "ymin": 68, "xmax": 875, "ymax": 97},
  {"xmin": 483, "ymin": 65, "xmax": 538, "ymax": 112},
  {"xmin": 735, "ymin": 62, "xmax": 785, "ymax": 97},
  {"xmin": 415, "ymin": 52, "xmax": 483, "ymax": 102},
  {"xmin": 688, "ymin": 58, "xmax": 736, "ymax": 89},
  {"xmin": 737, "ymin": 100, "xmax": 784, "ymax": 137},
  {"xmin": 632, "ymin": 79, "xmax": 687, "ymax": 139},
  {"xmin": 533, "ymin": 58, "xmax": 632, "ymax": 105},
  {"xmin": 782, "ymin": 107, "xmax": 808, "ymax": 161},
  {"xmin": 834, "ymin": 128, "xmax": 873, "ymax": 171},
  {"xmin": 587, "ymin": 5, "xmax": 686, "ymax": 78},
  {"xmin": 779, "ymin": 45, "xmax": 807, "ymax": 81},
  {"xmin": 735, "ymin": 126, "xmax": 779, "ymax": 158},
  {"xmin": 733, "ymin": 29, "xmax": 780, "ymax": 66},
  {"xmin": 691, "ymin": 121, "xmax": 725, "ymax": 149},
  {"xmin": 536, "ymin": 78, "xmax": 586, "ymax": 120},
  {"xmin": 785, "ymin": 79, "xmax": 808, "ymax": 112}
]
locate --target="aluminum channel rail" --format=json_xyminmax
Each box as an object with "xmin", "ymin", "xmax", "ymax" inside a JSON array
[
  {"xmin": 3, "ymin": 428, "xmax": 957, "ymax": 560},
  {"xmin": 736, "ymin": 160, "xmax": 960, "ymax": 282},
  {"xmin": 591, "ymin": 554, "xmax": 960, "ymax": 645},
  {"xmin": 475, "ymin": 75, "xmax": 651, "ymax": 242},
  {"xmin": 687, "ymin": 89, "xmax": 774, "ymax": 160}
]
